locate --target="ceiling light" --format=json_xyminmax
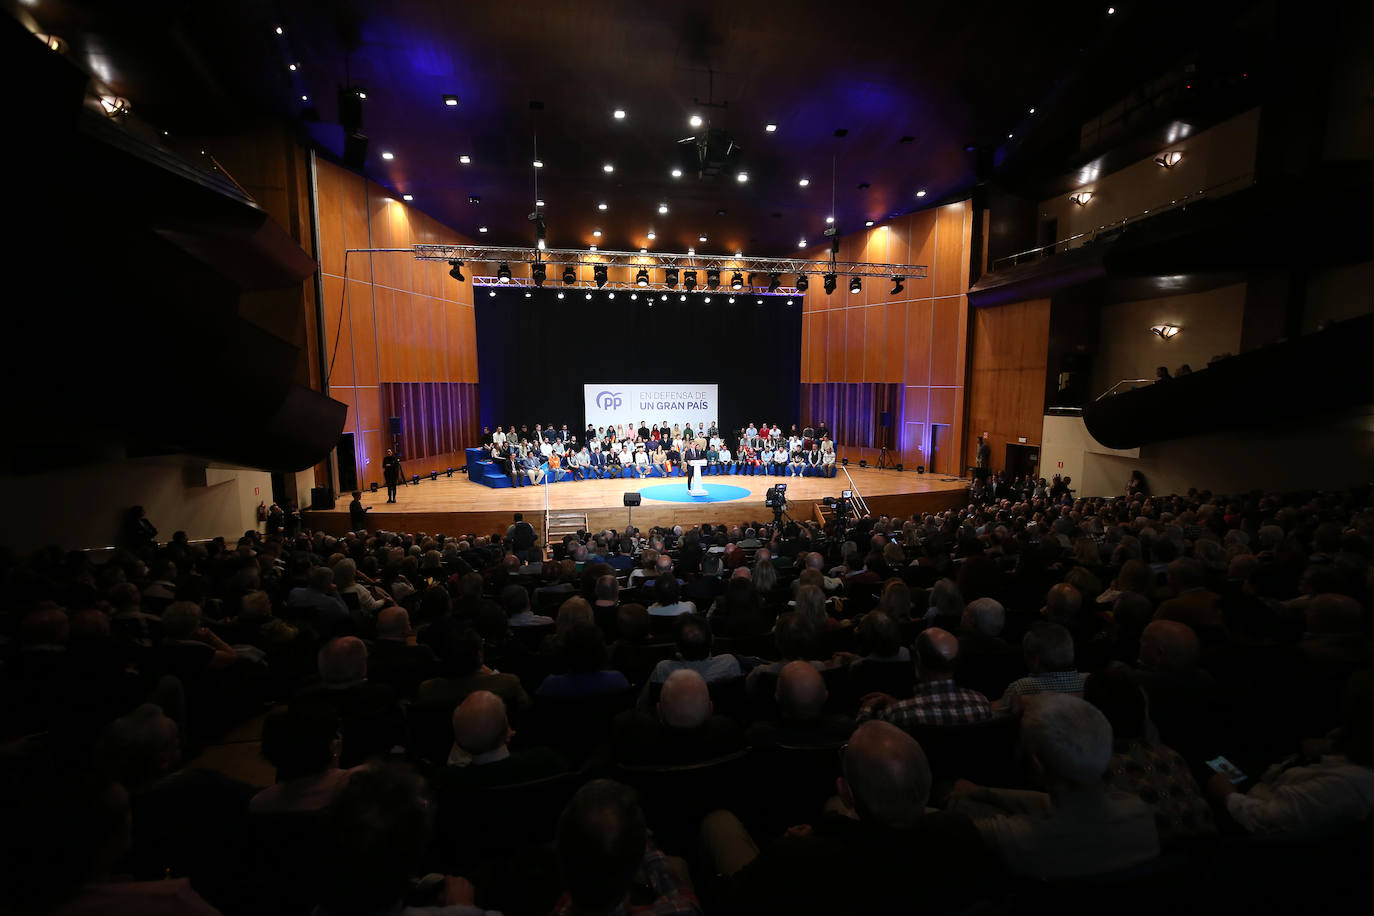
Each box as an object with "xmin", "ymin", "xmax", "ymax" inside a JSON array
[
  {"xmin": 1155, "ymin": 151, "xmax": 1183, "ymax": 168},
  {"xmin": 735, "ymin": 251, "xmax": 743, "ymax": 257},
  {"xmin": 698, "ymin": 234, "xmax": 707, "ymax": 242},
  {"xmin": 706, "ymin": 269, "xmax": 720, "ymax": 289},
  {"xmin": 765, "ymin": 123, "xmax": 777, "ymax": 132},
  {"xmin": 402, "ymin": 194, "xmax": 413, "ymax": 201},
  {"xmin": 562, "ymin": 266, "xmax": 576, "ymax": 284},
  {"xmin": 728, "ymin": 296, "xmax": 736, "ymax": 304},
  {"xmin": 658, "ymin": 203, "xmax": 668, "ymax": 214},
  {"xmin": 1150, "ymin": 324, "xmax": 1180, "ymax": 339},
  {"xmin": 683, "ymin": 270, "xmax": 698, "ymax": 291},
  {"xmin": 671, "ymin": 168, "xmax": 682, "ymax": 178},
  {"xmin": 787, "ymin": 299, "xmax": 793, "ymax": 306},
  {"xmin": 681, "ymin": 294, "xmax": 687, "ymax": 302},
  {"xmin": 704, "ymin": 296, "xmax": 711, "ymax": 303},
  {"xmin": 275, "ymin": 26, "xmax": 283, "ymax": 34},
  {"xmin": 301, "ymin": 95, "xmax": 308, "ymax": 101},
  {"xmin": 382, "ymin": 151, "xmax": 394, "ymax": 160},
  {"xmin": 594, "ymin": 264, "xmax": 608, "ymax": 288},
  {"xmin": 661, "ymin": 294, "xmax": 668, "ymax": 301},
  {"xmin": 798, "ymin": 239, "xmax": 807, "ymax": 248},
  {"xmin": 881, "ymin": 225, "xmax": 889, "ymax": 230},
  {"xmin": 1070, "ymin": 191, "xmax": 1093, "ymax": 206},
  {"xmin": 536, "ymin": 199, "xmax": 545, "ymax": 207},
  {"xmin": 289, "ymin": 63, "xmax": 297, "ymax": 71},
  {"xmin": 532, "ymin": 159, "xmax": 543, "ymax": 168},
  {"xmin": 603, "ymin": 163, "xmax": 614, "ymax": 173},
  {"xmin": 1107, "ymin": 6, "xmax": 1116, "ymax": 13},
  {"xmin": 444, "ymin": 95, "xmax": 460, "ymax": 107},
  {"xmin": 799, "ymin": 178, "xmax": 810, "ymax": 187},
  {"xmin": 448, "ymin": 260, "xmax": 465, "ymax": 281},
  {"xmin": 1028, "ymin": 108, "xmax": 1036, "ymax": 114},
  {"xmin": 558, "ymin": 292, "xmax": 565, "ymax": 299},
  {"xmin": 687, "ymin": 248, "xmax": 695, "ymax": 256},
  {"xmin": 849, "ymin": 277, "xmax": 862, "ymax": 294},
  {"xmin": 865, "ymin": 220, "xmax": 875, "ymax": 227},
  {"xmin": 795, "ymin": 274, "xmax": 809, "ymax": 291},
  {"xmin": 489, "ymin": 290, "xmax": 496, "ymax": 297},
  {"xmin": 459, "ymin": 154, "xmax": 471, "ymax": 164},
  {"xmin": 593, "ymin": 230, "xmax": 602, "ymax": 237},
  {"xmin": 636, "ymin": 269, "xmax": 650, "ymax": 287},
  {"xmin": 665, "ymin": 268, "xmax": 679, "ymax": 288},
  {"xmin": 767, "ymin": 273, "xmax": 781, "ymax": 292},
  {"xmin": 598, "ymin": 202, "xmax": 608, "ymax": 210},
  {"xmin": 525, "ymin": 291, "xmax": 531, "ymax": 298},
  {"xmin": 890, "ymin": 276, "xmax": 905, "ymax": 295},
  {"xmin": 608, "ymin": 292, "xmax": 615, "ymax": 299},
  {"xmin": 589, "ymin": 245, "xmax": 597, "ymax": 251},
  {"xmin": 613, "ymin": 108, "xmax": 626, "ymax": 119},
  {"xmin": 737, "ymin": 171, "xmax": 749, "ymax": 183},
  {"xmin": 479, "ymin": 226, "xmax": 489, "ymax": 233},
  {"xmin": 640, "ymin": 248, "xmax": 647, "ymax": 254},
  {"xmin": 730, "ymin": 272, "xmax": 744, "ymax": 291},
  {"xmin": 630, "ymin": 293, "xmax": 637, "ymax": 300},
  {"xmin": 647, "ymin": 231, "xmax": 656, "ymax": 240},
  {"xmin": 586, "ymin": 292, "xmax": 593, "ymax": 300},
  {"xmin": 916, "ymin": 189, "xmax": 927, "ymax": 198},
  {"xmin": 689, "ymin": 114, "xmax": 703, "ymax": 128},
  {"xmin": 826, "ymin": 215, "xmax": 834, "ymax": 224},
  {"xmin": 532, "ymin": 262, "xmax": 547, "ymax": 286},
  {"xmin": 823, "ymin": 273, "xmax": 837, "ymax": 295},
  {"xmin": 497, "ymin": 263, "xmax": 512, "ymax": 284},
  {"xmin": 1008, "ymin": 133, "xmax": 1014, "ymax": 139}
]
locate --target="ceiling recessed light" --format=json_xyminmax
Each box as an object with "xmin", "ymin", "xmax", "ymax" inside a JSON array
[
  {"xmin": 532, "ymin": 159, "xmax": 543, "ymax": 168},
  {"xmin": 671, "ymin": 168, "xmax": 682, "ymax": 178},
  {"xmin": 688, "ymin": 248, "xmax": 695, "ymax": 256},
  {"xmin": 798, "ymin": 239, "xmax": 807, "ymax": 248},
  {"xmin": 704, "ymin": 296, "xmax": 711, "ymax": 302},
  {"xmin": 640, "ymin": 248, "xmax": 647, "ymax": 254},
  {"xmin": 598, "ymin": 202, "xmax": 608, "ymax": 210},
  {"xmin": 356, "ymin": 91, "xmax": 366, "ymax": 99},
  {"xmin": 301, "ymin": 95, "xmax": 308, "ymax": 101},
  {"xmin": 1107, "ymin": 6, "xmax": 1115, "ymax": 13},
  {"xmin": 489, "ymin": 290, "xmax": 495, "ymax": 297},
  {"xmin": 613, "ymin": 108, "xmax": 626, "ymax": 119},
  {"xmin": 825, "ymin": 216, "xmax": 835, "ymax": 224},
  {"xmin": 458, "ymin": 154, "xmax": 471, "ymax": 164},
  {"xmin": 865, "ymin": 220, "xmax": 874, "ymax": 227},
  {"xmin": 558, "ymin": 292, "xmax": 565, "ymax": 299},
  {"xmin": 881, "ymin": 225, "xmax": 889, "ymax": 231},
  {"xmin": 698, "ymin": 234, "xmax": 707, "ymax": 242},
  {"xmin": 586, "ymin": 292, "xmax": 593, "ymax": 300},
  {"xmin": 478, "ymin": 226, "xmax": 488, "ymax": 233},
  {"xmin": 288, "ymin": 63, "xmax": 297, "ymax": 71},
  {"xmin": 1007, "ymin": 133, "xmax": 1013, "ymax": 139},
  {"xmin": 275, "ymin": 26, "xmax": 283, "ymax": 34},
  {"xmin": 444, "ymin": 95, "xmax": 460, "ymax": 107},
  {"xmin": 689, "ymin": 114, "xmax": 702, "ymax": 128},
  {"xmin": 602, "ymin": 163, "xmax": 614, "ymax": 173},
  {"xmin": 728, "ymin": 297, "xmax": 736, "ymax": 304},
  {"xmin": 589, "ymin": 245, "xmax": 597, "ymax": 251},
  {"xmin": 737, "ymin": 171, "xmax": 749, "ymax": 183},
  {"xmin": 381, "ymin": 151, "xmax": 394, "ymax": 160},
  {"xmin": 593, "ymin": 230, "xmax": 602, "ymax": 237},
  {"xmin": 402, "ymin": 194, "xmax": 413, "ymax": 201},
  {"xmin": 916, "ymin": 189, "xmax": 927, "ymax": 197},
  {"xmin": 1028, "ymin": 107, "xmax": 1036, "ymax": 114},
  {"xmin": 658, "ymin": 204, "xmax": 668, "ymax": 214},
  {"xmin": 799, "ymin": 178, "xmax": 809, "ymax": 187},
  {"xmin": 765, "ymin": 123, "xmax": 777, "ymax": 132},
  {"xmin": 647, "ymin": 231, "xmax": 656, "ymax": 239},
  {"xmin": 525, "ymin": 291, "xmax": 531, "ymax": 298},
  {"xmin": 680, "ymin": 294, "xmax": 687, "ymax": 302}
]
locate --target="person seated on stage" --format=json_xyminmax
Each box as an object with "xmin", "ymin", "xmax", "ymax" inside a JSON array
[
  {"xmin": 770, "ymin": 424, "xmax": 784, "ymax": 443},
  {"xmin": 552, "ymin": 437, "xmax": 567, "ymax": 459},
  {"xmin": 633, "ymin": 445, "xmax": 651, "ymax": 478},
  {"xmin": 718, "ymin": 444, "xmax": 733, "ymax": 475},
  {"xmin": 520, "ymin": 450, "xmax": 546, "ymax": 486},
  {"xmin": 806, "ymin": 443, "xmax": 823, "ymax": 476},
  {"xmin": 547, "ymin": 450, "xmax": 565, "ymax": 482},
  {"xmin": 539, "ymin": 437, "xmax": 554, "ymax": 462},
  {"xmin": 746, "ymin": 422, "xmax": 758, "ymax": 440},
  {"xmin": 665, "ymin": 444, "xmax": 681, "ymax": 476},
  {"xmin": 683, "ymin": 424, "xmax": 695, "ymax": 441},
  {"xmin": 649, "ymin": 445, "xmax": 668, "ymax": 477},
  {"xmin": 672, "ymin": 423, "xmax": 682, "ymax": 441},
  {"xmin": 737, "ymin": 444, "xmax": 756, "ymax": 476},
  {"xmin": 709, "ymin": 430, "xmax": 723, "ymax": 450},
  {"xmin": 821, "ymin": 440, "xmax": 837, "ymax": 478},
  {"xmin": 789, "ymin": 448, "xmax": 807, "ymax": 477},
  {"xmin": 569, "ymin": 446, "xmax": 590, "ymax": 481},
  {"xmin": 706, "ymin": 443, "xmax": 720, "ymax": 474},
  {"xmin": 773, "ymin": 445, "xmax": 789, "ymax": 477}
]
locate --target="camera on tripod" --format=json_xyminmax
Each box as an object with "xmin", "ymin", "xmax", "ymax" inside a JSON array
[
  {"xmin": 764, "ymin": 484, "xmax": 788, "ymax": 511},
  {"xmin": 822, "ymin": 490, "xmax": 853, "ymax": 521}
]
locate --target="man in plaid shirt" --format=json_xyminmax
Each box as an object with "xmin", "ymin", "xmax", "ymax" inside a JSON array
[
  {"xmin": 993, "ymin": 622, "xmax": 1086, "ymax": 711},
  {"xmin": 858, "ymin": 628, "xmax": 992, "ymax": 728}
]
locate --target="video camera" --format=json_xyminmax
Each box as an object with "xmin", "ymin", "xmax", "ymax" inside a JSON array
[{"xmin": 764, "ymin": 484, "xmax": 788, "ymax": 511}]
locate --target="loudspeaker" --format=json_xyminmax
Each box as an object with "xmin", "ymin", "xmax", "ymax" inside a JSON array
[
  {"xmin": 623, "ymin": 492, "xmax": 641, "ymax": 507},
  {"xmin": 879, "ymin": 411, "xmax": 891, "ymax": 428},
  {"xmin": 389, "ymin": 416, "xmax": 402, "ymax": 436},
  {"xmin": 343, "ymin": 131, "xmax": 368, "ymax": 171},
  {"xmin": 310, "ymin": 487, "xmax": 335, "ymax": 510},
  {"xmin": 917, "ymin": 465, "xmax": 926, "ymax": 474},
  {"xmin": 336, "ymin": 433, "xmax": 358, "ymax": 492}
]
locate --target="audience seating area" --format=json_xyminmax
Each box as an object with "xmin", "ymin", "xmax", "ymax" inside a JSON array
[{"xmin": 2, "ymin": 483, "xmax": 1372, "ymax": 914}]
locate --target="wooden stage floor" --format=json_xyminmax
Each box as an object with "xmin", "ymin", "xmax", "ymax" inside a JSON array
[{"xmin": 305, "ymin": 467, "xmax": 970, "ymax": 539}]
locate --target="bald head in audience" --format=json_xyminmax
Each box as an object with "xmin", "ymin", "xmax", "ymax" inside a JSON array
[
  {"xmin": 839, "ymin": 720, "xmax": 933, "ymax": 829},
  {"xmin": 1022, "ymin": 693, "xmax": 1113, "ymax": 790},
  {"xmin": 776, "ymin": 660, "xmax": 828, "ymax": 720},
  {"xmin": 375, "ymin": 606, "xmax": 411, "ymax": 641},
  {"xmin": 914, "ymin": 627, "xmax": 959, "ymax": 681},
  {"xmin": 451, "ymin": 689, "xmax": 511, "ymax": 757},
  {"xmin": 963, "ymin": 597, "xmax": 1006, "ymax": 637},
  {"xmin": 1138, "ymin": 619, "xmax": 1200, "ymax": 671},
  {"xmin": 318, "ymin": 636, "xmax": 368, "ymax": 685},
  {"xmin": 658, "ymin": 669, "xmax": 712, "ymax": 729}
]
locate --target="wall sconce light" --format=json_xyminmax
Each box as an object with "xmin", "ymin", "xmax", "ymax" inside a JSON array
[
  {"xmin": 1070, "ymin": 191, "xmax": 1093, "ymax": 206},
  {"xmin": 1150, "ymin": 325, "xmax": 1181, "ymax": 340},
  {"xmin": 1154, "ymin": 151, "xmax": 1183, "ymax": 168},
  {"xmin": 99, "ymin": 95, "xmax": 131, "ymax": 118}
]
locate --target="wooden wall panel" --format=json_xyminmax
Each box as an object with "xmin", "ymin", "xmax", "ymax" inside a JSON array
[
  {"xmin": 965, "ymin": 298, "xmax": 1051, "ymax": 475},
  {"xmin": 884, "ymin": 303, "xmax": 907, "ymax": 385},
  {"xmin": 906, "ymin": 210, "xmax": 937, "ymax": 301},
  {"xmin": 904, "ymin": 300, "xmax": 932, "ymax": 386},
  {"xmin": 930, "ymin": 296, "xmax": 959, "ymax": 386},
  {"xmin": 864, "ymin": 306, "xmax": 886, "ymax": 381},
  {"xmin": 934, "ymin": 202, "xmax": 970, "ymax": 299},
  {"xmin": 845, "ymin": 307, "xmax": 865, "ymax": 382}
]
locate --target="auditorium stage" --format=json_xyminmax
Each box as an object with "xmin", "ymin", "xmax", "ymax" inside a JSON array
[{"xmin": 305, "ymin": 467, "xmax": 970, "ymax": 540}]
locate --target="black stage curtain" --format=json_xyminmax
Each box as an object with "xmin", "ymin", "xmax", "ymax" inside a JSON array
[{"xmin": 475, "ymin": 288, "xmax": 801, "ymax": 439}]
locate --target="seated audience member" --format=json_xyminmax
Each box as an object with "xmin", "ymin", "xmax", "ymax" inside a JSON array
[
  {"xmin": 647, "ymin": 613, "xmax": 741, "ymax": 685},
  {"xmin": 537, "ymin": 623, "xmax": 632, "ymax": 698},
  {"xmin": 850, "ymin": 609, "xmax": 910, "ymax": 665},
  {"xmin": 159, "ymin": 600, "xmax": 239, "ymax": 675},
  {"xmin": 746, "ymin": 660, "xmax": 855, "ymax": 749},
  {"xmin": 1153, "ymin": 557, "xmax": 1222, "ymax": 630},
  {"xmin": 708, "ymin": 576, "xmax": 770, "ymax": 637},
  {"xmin": 553, "ymin": 779, "xmax": 700, "ymax": 916},
  {"xmin": 230, "ymin": 588, "xmax": 299, "ymax": 651},
  {"xmin": 292, "ymin": 637, "xmax": 406, "ymax": 767},
  {"xmin": 334, "ymin": 557, "xmax": 389, "ymax": 617},
  {"xmin": 706, "ymin": 720, "xmax": 987, "ymax": 915},
  {"xmin": 1084, "ymin": 669, "xmax": 1216, "ymax": 848},
  {"xmin": 252, "ymin": 703, "xmax": 356, "ymax": 814},
  {"xmin": 859, "ymin": 627, "xmax": 992, "ymax": 728},
  {"xmin": 365, "ymin": 606, "xmax": 438, "ymax": 699},
  {"xmin": 437, "ymin": 690, "xmax": 566, "ymax": 782},
  {"xmin": 995, "ymin": 622, "xmax": 1086, "ymax": 709},
  {"xmin": 315, "ymin": 763, "xmax": 491, "ymax": 916},
  {"xmin": 647, "ymin": 574, "xmax": 697, "ymax": 618},
  {"xmin": 417, "ymin": 627, "xmax": 532, "ymax": 714},
  {"xmin": 504, "ymin": 583, "xmax": 555, "ymax": 627},
  {"xmin": 948, "ymin": 693, "xmax": 1160, "ymax": 878},
  {"xmin": 614, "ymin": 669, "xmax": 745, "ymax": 765},
  {"xmin": 1207, "ymin": 669, "xmax": 1374, "ymax": 839},
  {"xmin": 287, "ymin": 566, "xmax": 352, "ymax": 640}
]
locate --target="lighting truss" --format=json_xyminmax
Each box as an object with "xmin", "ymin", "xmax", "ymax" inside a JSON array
[
  {"xmin": 411, "ymin": 244, "xmax": 928, "ymax": 280},
  {"xmin": 471, "ymin": 276, "xmax": 801, "ymax": 296}
]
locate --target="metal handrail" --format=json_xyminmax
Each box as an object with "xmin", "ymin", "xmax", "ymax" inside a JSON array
[
  {"xmin": 1096, "ymin": 379, "xmax": 1154, "ymax": 401},
  {"xmin": 840, "ymin": 465, "xmax": 870, "ymax": 517}
]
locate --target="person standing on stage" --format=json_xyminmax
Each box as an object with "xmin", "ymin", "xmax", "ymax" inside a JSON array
[
  {"xmin": 383, "ymin": 449, "xmax": 401, "ymax": 503},
  {"xmin": 493, "ymin": 427, "xmax": 506, "ymax": 448},
  {"xmin": 685, "ymin": 439, "xmax": 703, "ymax": 488}
]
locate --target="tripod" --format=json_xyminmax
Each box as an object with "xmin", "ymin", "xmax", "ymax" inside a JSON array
[{"xmin": 875, "ymin": 446, "xmax": 896, "ymax": 469}]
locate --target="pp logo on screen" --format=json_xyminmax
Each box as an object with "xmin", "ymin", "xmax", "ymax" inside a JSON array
[{"xmin": 595, "ymin": 390, "xmax": 623, "ymax": 410}]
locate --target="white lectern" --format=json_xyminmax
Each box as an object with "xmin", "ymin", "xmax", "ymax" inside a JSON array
[{"xmin": 687, "ymin": 460, "xmax": 709, "ymax": 496}]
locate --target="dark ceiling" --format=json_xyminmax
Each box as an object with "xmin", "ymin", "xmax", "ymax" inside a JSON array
[{"xmin": 16, "ymin": 0, "xmax": 1255, "ymax": 256}]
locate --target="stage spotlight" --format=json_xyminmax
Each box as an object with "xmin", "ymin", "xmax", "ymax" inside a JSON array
[
  {"xmin": 917, "ymin": 465, "xmax": 925, "ymax": 474},
  {"xmin": 890, "ymin": 275, "xmax": 905, "ymax": 295},
  {"xmin": 796, "ymin": 273, "xmax": 809, "ymax": 291},
  {"xmin": 369, "ymin": 481, "xmax": 378, "ymax": 492},
  {"xmin": 446, "ymin": 467, "xmax": 454, "ymax": 477},
  {"xmin": 849, "ymin": 276, "xmax": 862, "ymax": 294},
  {"xmin": 896, "ymin": 463, "xmax": 904, "ymax": 472},
  {"xmin": 730, "ymin": 271, "xmax": 744, "ymax": 290},
  {"xmin": 593, "ymin": 264, "xmax": 608, "ymax": 288},
  {"xmin": 531, "ymin": 261, "xmax": 547, "ymax": 286},
  {"xmin": 767, "ymin": 273, "xmax": 781, "ymax": 292},
  {"xmin": 841, "ymin": 457, "xmax": 848, "ymax": 466},
  {"xmin": 636, "ymin": 269, "xmax": 649, "ymax": 287},
  {"xmin": 664, "ymin": 268, "xmax": 679, "ymax": 288},
  {"xmin": 683, "ymin": 270, "xmax": 697, "ymax": 291},
  {"xmin": 706, "ymin": 268, "xmax": 720, "ymax": 289},
  {"xmin": 859, "ymin": 459, "xmax": 867, "ymax": 468},
  {"xmin": 448, "ymin": 260, "xmax": 465, "ymax": 281},
  {"xmin": 562, "ymin": 266, "xmax": 576, "ymax": 284},
  {"xmin": 411, "ymin": 474, "xmax": 421, "ymax": 485},
  {"xmin": 497, "ymin": 263, "xmax": 512, "ymax": 284},
  {"xmin": 823, "ymin": 273, "xmax": 837, "ymax": 295},
  {"xmin": 430, "ymin": 470, "xmax": 438, "ymax": 481}
]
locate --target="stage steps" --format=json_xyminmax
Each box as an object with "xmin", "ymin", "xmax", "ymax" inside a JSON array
[{"xmin": 547, "ymin": 511, "xmax": 588, "ymax": 540}]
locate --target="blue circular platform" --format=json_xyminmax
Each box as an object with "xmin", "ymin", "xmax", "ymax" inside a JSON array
[{"xmin": 637, "ymin": 482, "xmax": 752, "ymax": 504}]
